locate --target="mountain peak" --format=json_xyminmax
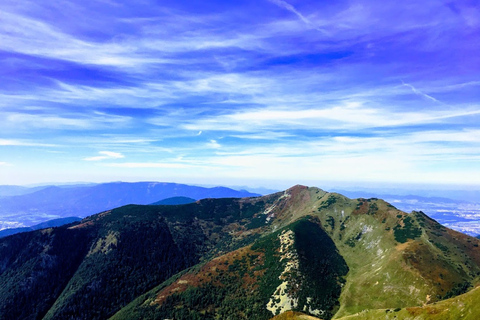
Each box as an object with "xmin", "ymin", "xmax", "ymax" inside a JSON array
[{"xmin": 286, "ymin": 184, "xmax": 308, "ymax": 191}]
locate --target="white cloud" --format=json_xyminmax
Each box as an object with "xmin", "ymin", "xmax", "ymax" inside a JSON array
[
  {"xmin": 173, "ymin": 130, "xmax": 480, "ymax": 185},
  {"xmin": 425, "ymin": 81, "xmax": 480, "ymax": 93},
  {"xmin": 401, "ymin": 80, "xmax": 442, "ymax": 104},
  {"xmin": 183, "ymin": 102, "xmax": 480, "ymax": 133},
  {"xmin": 7, "ymin": 113, "xmax": 93, "ymax": 129},
  {"xmin": 105, "ymin": 162, "xmax": 190, "ymax": 168},
  {"xmin": 0, "ymin": 10, "xmax": 171, "ymax": 68},
  {"xmin": 0, "ymin": 138, "xmax": 56, "ymax": 147},
  {"xmin": 231, "ymin": 131, "xmax": 293, "ymax": 140},
  {"xmin": 409, "ymin": 129, "xmax": 480, "ymax": 143},
  {"xmin": 267, "ymin": 0, "xmax": 327, "ymax": 34},
  {"xmin": 84, "ymin": 151, "xmax": 125, "ymax": 161},
  {"xmin": 2, "ymin": 110, "xmax": 131, "ymax": 131},
  {"xmin": 0, "ymin": 8, "xmax": 278, "ymax": 70},
  {"xmin": 172, "ymin": 73, "xmax": 270, "ymax": 96},
  {"xmin": 207, "ymin": 139, "xmax": 221, "ymax": 149}
]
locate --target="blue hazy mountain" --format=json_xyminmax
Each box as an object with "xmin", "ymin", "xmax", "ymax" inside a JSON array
[
  {"xmin": 0, "ymin": 216, "xmax": 81, "ymax": 238},
  {"xmin": 0, "ymin": 185, "xmax": 48, "ymax": 198},
  {"xmin": 0, "ymin": 182, "xmax": 260, "ymax": 227},
  {"xmin": 150, "ymin": 196, "xmax": 196, "ymax": 205},
  {"xmin": 329, "ymin": 189, "xmax": 468, "ymax": 204}
]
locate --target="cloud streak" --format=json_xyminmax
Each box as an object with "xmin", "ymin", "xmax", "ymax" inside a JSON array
[
  {"xmin": 401, "ymin": 81, "xmax": 442, "ymax": 104},
  {"xmin": 182, "ymin": 103, "xmax": 480, "ymax": 133},
  {"xmin": 0, "ymin": 139, "xmax": 56, "ymax": 147},
  {"xmin": 105, "ymin": 162, "xmax": 192, "ymax": 169},
  {"xmin": 84, "ymin": 151, "xmax": 125, "ymax": 161},
  {"xmin": 267, "ymin": 0, "xmax": 327, "ymax": 34}
]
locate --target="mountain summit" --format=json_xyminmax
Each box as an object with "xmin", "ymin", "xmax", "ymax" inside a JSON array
[{"xmin": 0, "ymin": 185, "xmax": 479, "ymax": 320}]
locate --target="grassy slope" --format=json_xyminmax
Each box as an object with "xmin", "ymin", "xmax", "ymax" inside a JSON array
[
  {"xmin": 331, "ymin": 284, "xmax": 480, "ymax": 320},
  {"xmin": 272, "ymin": 285, "xmax": 480, "ymax": 319},
  {"xmin": 256, "ymin": 187, "xmax": 480, "ymax": 318},
  {"xmin": 301, "ymin": 191, "xmax": 480, "ymax": 318}
]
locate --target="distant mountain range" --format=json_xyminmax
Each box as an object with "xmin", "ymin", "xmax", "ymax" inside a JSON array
[
  {"xmin": 330, "ymin": 189, "xmax": 469, "ymax": 204},
  {"xmin": 0, "ymin": 185, "xmax": 48, "ymax": 198},
  {"xmin": 1, "ymin": 185, "xmax": 479, "ymax": 320},
  {"xmin": 0, "ymin": 217, "xmax": 81, "ymax": 238},
  {"xmin": 0, "ymin": 182, "xmax": 260, "ymax": 227},
  {"xmin": 329, "ymin": 187, "xmax": 480, "ymax": 204},
  {"xmin": 150, "ymin": 196, "xmax": 196, "ymax": 205}
]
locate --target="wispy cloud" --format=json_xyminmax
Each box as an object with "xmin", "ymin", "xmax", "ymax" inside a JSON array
[
  {"xmin": 1, "ymin": 110, "xmax": 132, "ymax": 133},
  {"xmin": 182, "ymin": 102, "xmax": 480, "ymax": 133},
  {"xmin": 267, "ymin": 0, "xmax": 327, "ymax": 34},
  {"xmin": 409, "ymin": 129, "xmax": 480, "ymax": 143},
  {"xmin": 0, "ymin": 138, "xmax": 56, "ymax": 147},
  {"xmin": 207, "ymin": 139, "xmax": 221, "ymax": 149},
  {"xmin": 84, "ymin": 151, "xmax": 125, "ymax": 161},
  {"xmin": 231, "ymin": 131, "xmax": 293, "ymax": 140},
  {"xmin": 0, "ymin": 10, "xmax": 173, "ymax": 68},
  {"xmin": 401, "ymin": 80, "xmax": 442, "ymax": 104},
  {"xmin": 105, "ymin": 162, "xmax": 191, "ymax": 168}
]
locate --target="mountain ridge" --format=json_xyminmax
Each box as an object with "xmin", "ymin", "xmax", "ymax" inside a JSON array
[{"xmin": 0, "ymin": 181, "xmax": 260, "ymax": 227}]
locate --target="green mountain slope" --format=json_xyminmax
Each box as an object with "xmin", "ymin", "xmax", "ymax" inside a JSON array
[
  {"xmin": 111, "ymin": 217, "xmax": 348, "ymax": 320},
  {"xmin": 0, "ymin": 195, "xmax": 276, "ymax": 320},
  {"xmin": 315, "ymin": 196, "xmax": 480, "ymax": 317},
  {"xmin": 1, "ymin": 185, "xmax": 480, "ymax": 320}
]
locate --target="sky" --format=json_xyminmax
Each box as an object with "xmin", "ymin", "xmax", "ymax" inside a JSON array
[{"xmin": 0, "ymin": 0, "xmax": 479, "ymax": 189}]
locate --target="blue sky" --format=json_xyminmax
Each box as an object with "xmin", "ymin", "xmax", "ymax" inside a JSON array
[{"xmin": 0, "ymin": 0, "xmax": 479, "ymax": 188}]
